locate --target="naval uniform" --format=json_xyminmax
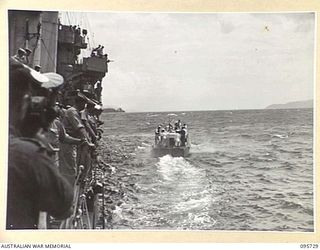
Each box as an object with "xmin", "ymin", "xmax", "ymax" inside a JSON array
[
  {"xmin": 6, "ymin": 128, "xmax": 73, "ymax": 229},
  {"xmin": 78, "ymin": 108, "xmax": 95, "ymax": 180},
  {"xmin": 60, "ymin": 107, "xmax": 87, "ymax": 186}
]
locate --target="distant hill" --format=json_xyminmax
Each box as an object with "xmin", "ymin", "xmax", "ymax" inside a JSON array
[
  {"xmin": 265, "ymin": 100, "xmax": 313, "ymax": 109},
  {"xmin": 103, "ymin": 107, "xmax": 125, "ymax": 113}
]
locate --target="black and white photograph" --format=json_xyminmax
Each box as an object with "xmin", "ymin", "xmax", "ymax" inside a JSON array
[{"xmin": 6, "ymin": 9, "xmax": 315, "ymax": 234}]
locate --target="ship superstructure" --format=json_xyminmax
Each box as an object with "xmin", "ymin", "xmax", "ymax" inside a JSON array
[
  {"xmin": 57, "ymin": 21, "xmax": 110, "ymax": 105},
  {"xmin": 9, "ymin": 10, "xmax": 110, "ymax": 106}
]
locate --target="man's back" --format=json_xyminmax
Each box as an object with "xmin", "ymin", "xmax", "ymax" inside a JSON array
[{"xmin": 7, "ymin": 134, "xmax": 73, "ymax": 229}]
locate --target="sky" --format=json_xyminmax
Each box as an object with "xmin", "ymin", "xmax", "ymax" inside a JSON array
[{"xmin": 65, "ymin": 12, "xmax": 315, "ymax": 112}]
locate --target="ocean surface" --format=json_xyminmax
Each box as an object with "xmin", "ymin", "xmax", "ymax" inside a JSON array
[{"xmin": 98, "ymin": 109, "xmax": 314, "ymax": 231}]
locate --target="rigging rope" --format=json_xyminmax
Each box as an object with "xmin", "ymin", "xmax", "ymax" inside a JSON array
[
  {"xmin": 84, "ymin": 14, "xmax": 96, "ymax": 48},
  {"xmin": 66, "ymin": 12, "xmax": 72, "ymax": 26}
]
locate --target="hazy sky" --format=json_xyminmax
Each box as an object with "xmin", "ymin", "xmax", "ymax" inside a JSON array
[{"xmin": 74, "ymin": 12, "xmax": 315, "ymax": 112}]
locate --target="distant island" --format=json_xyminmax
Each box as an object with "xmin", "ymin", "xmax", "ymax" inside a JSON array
[
  {"xmin": 265, "ymin": 99, "xmax": 313, "ymax": 109},
  {"xmin": 103, "ymin": 107, "xmax": 125, "ymax": 113}
]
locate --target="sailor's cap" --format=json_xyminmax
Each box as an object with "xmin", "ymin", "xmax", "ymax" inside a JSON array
[
  {"xmin": 75, "ymin": 91, "xmax": 86, "ymax": 100},
  {"xmin": 41, "ymin": 72, "xmax": 64, "ymax": 89},
  {"xmin": 87, "ymin": 98, "xmax": 99, "ymax": 106},
  {"xmin": 25, "ymin": 48, "xmax": 32, "ymax": 54},
  {"xmin": 17, "ymin": 48, "xmax": 27, "ymax": 55},
  {"xmin": 94, "ymin": 104, "xmax": 102, "ymax": 110},
  {"xmin": 10, "ymin": 57, "xmax": 64, "ymax": 89},
  {"xmin": 10, "ymin": 57, "xmax": 49, "ymax": 87},
  {"xmin": 76, "ymin": 92, "xmax": 97, "ymax": 105}
]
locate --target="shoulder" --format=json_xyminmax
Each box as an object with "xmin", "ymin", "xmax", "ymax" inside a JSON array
[
  {"xmin": 53, "ymin": 118, "xmax": 62, "ymax": 127},
  {"xmin": 66, "ymin": 106, "xmax": 78, "ymax": 113},
  {"xmin": 65, "ymin": 107, "xmax": 79, "ymax": 118},
  {"xmin": 10, "ymin": 137, "xmax": 47, "ymax": 154},
  {"xmin": 66, "ymin": 107, "xmax": 76, "ymax": 113},
  {"xmin": 9, "ymin": 137, "xmax": 55, "ymax": 172}
]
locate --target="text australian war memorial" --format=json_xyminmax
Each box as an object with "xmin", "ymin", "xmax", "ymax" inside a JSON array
[{"xmin": 7, "ymin": 10, "xmax": 113, "ymax": 229}]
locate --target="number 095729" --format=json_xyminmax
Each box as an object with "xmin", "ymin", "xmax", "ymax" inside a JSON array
[{"xmin": 300, "ymin": 244, "xmax": 319, "ymax": 248}]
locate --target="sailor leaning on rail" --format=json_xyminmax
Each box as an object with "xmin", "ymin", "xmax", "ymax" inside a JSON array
[
  {"xmin": 45, "ymin": 102, "xmax": 83, "ymax": 169},
  {"xmin": 7, "ymin": 57, "xmax": 74, "ymax": 229},
  {"xmin": 60, "ymin": 92, "xmax": 95, "ymax": 187},
  {"xmin": 58, "ymin": 92, "xmax": 100, "ymax": 229},
  {"xmin": 76, "ymin": 97, "xmax": 98, "ymax": 182}
]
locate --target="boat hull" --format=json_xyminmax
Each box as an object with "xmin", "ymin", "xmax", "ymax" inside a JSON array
[{"xmin": 152, "ymin": 146, "xmax": 190, "ymax": 157}]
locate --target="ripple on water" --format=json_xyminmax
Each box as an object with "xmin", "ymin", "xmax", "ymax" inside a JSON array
[{"xmin": 100, "ymin": 110, "xmax": 313, "ymax": 231}]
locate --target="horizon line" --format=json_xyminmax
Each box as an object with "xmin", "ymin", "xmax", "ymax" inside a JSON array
[
  {"xmin": 106, "ymin": 107, "xmax": 313, "ymax": 114},
  {"xmin": 104, "ymin": 99, "xmax": 314, "ymax": 113}
]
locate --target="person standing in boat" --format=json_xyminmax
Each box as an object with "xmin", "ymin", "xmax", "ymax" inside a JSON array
[
  {"xmin": 155, "ymin": 125, "xmax": 162, "ymax": 145},
  {"xmin": 7, "ymin": 58, "xmax": 73, "ymax": 229},
  {"xmin": 160, "ymin": 127, "xmax": 166, "ymax": 147},
  {"xmin": 174, "ymin": 119, "xmax": 182, "ymax": 130},
  {"xmin": 178, "ymin": 120, "xmax": 182, "ymax": 129},
  {"xmin": 168, "ymin": 123, "xmax": 174, "ymax": 132},
  {"xmin": 180, "ymin": 124, "xmax": 188, "ymax": 146}
]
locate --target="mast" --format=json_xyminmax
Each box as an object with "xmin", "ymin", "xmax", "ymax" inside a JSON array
[
  {"xmin": 8, "ymin": 10, "xmax": 59, "ymax": 72},
  {"xmin": 31, "ymin": 15, "xmax": 42, "ymax": 68}
]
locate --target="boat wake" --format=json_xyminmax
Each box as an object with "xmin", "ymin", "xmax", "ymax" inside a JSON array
[
  {"xmin": 155, "ymin": 155, "xmax": 215, "ymax": 228},
  {"xmin": 157, "ymin": 155, "xmax": 196, "ymax": 181}
]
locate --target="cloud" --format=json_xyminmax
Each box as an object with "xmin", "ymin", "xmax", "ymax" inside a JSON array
[{"xmin": 73, "ymin": 12, "xmax": 316, "ymax": 111}]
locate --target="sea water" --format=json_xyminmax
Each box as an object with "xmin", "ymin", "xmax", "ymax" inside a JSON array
[{"xmin": 98, "ymin": 109, "xmax": 314, "ymax": 231}]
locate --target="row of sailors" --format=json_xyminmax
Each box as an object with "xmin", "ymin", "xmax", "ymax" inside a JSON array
[
  {"xmin": 35, "ymin": 97, "xmax": 103, "ymax": 229},
  {"xmin": 7, "ymin": 57, "xmax": 104, "ymax": 229},
  {"xmin": 13, "ymin": 48, "xmax": 43, "ymax": 72},
  {"xmin": 91, "ymin": 45, "xmax": 108, "ymax": 58},
  {"xmin": 43, "ymin": 98, "xmax": 104, "ymax": 186},
  {"xmin": 155, "ymin": 122, "xmax": 188, "ymax": 147},
  {"xmin": 14, "ymin": 45, "xmax": 109, "ymax": 73}
]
